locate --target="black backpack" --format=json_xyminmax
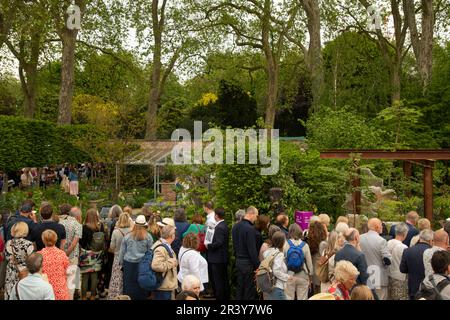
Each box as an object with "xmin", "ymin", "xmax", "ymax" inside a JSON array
[{"xmin": 416, "ymin": 275, "xmax": 450, "ymax": 300}]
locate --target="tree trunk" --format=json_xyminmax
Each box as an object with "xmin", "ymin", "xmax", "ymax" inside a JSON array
[
  {"xmin": 301, "ymin": 0, "xmax": 324, "ymax": 111},
  {"xmin": 145, "ymin": 0, "xmax": 164, "ymax": 140},
  {"xmin": 1, "ymin": 173, "xmax": 8, "ymax": 193},
  {"xmin": 57, "ymin": 30, "xmax": 78, "ymax": 125},
  {"xmin": 403, "ymin": 0, "xmax": 434, "ymax": 93},
  {"xmin": 265, "ymin": 60, "xmax": 279, "ymax": 128},
  {"xmin": 391, "ymin": 60, "xmax": 401, "ymax": 103}
]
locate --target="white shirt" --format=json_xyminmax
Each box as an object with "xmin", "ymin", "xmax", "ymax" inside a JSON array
[
  {"xmin": 9, "ymin": 274, "xmax": 55, "ymax": 300},
  {"xmin": 386, "ymin": 238, "xmax": 408, "ymax": 281},
  {"xmin": 263, "ymin": 247, "xmax": 289, "ymax": 290},
  {"xmin": 177, "ymin": 246, "xmax": 209, "ymax": 291},
  {"xmin": 423, "ymin": 246, "xmax": 445, "ymax": 287},
  {"xmin": 206, "ymin": 211, "xmax": 216, "ymax": 229}
]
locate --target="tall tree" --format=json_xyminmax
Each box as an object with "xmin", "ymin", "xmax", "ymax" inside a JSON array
[
  {"xmin": 5, "ymin": 1, "xmax": 50, "ymax": 118},
  {"xmin": 300, "ymin": 0, "xmax": 324, "ymax": 110},
  {"xmin": 342, "ymin": 0, "xmax": 410, "ymax": 103},
  {"xmin": 205, "ymin": 0, "xmax": 301, "ymax": 128},
  {"xmin": 402, "ymin": 0, "xmax": 434, "ymax": 93},
  {"xmin": 51, "ymin": 0, "xmax": 86, "ymax": 125},
  {"xmin": 129, "ymin": 0, "xmax": 202, "ymax": 139},
  {"xmin": 0, "ymin": 0, "xmax": 19, "ymax": 48}
]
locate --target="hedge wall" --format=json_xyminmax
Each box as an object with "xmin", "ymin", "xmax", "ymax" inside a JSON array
[{"xmin": 0, "ymin": 116, "xmax": 95, "ymax": 171}]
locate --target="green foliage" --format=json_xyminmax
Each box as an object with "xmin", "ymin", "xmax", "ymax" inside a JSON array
[
  {"xmin": 305, "ymin": 107, "xmax": 384, "ymax": 149},
  {"xmin": 189, "ymin": 80, "xmax": 258, "ymax": 130},
  {"xmin": 157, "ymin": 98, "xmax": 190, "ymax": 139},
  {"xmin": 322, "ymin": 32, "xmax": 391, "ymax": 115},
  {"xmin": 0, "ymin": 74, "xmax": 22, "ymax": 116},
  {"xmin": 375, "ymin": 100, "xmax": 438, "ymax": 149},
  {"xmin": 0, "ymin": 116, "xmax": 92, "ymax": 172}
]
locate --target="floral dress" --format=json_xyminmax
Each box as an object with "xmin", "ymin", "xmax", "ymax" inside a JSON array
[
  {"xmin": 39, "ymin": 246, "xmax": 70, "ymax": 300},
  {"xmin": 107, "ymin": 227, "xmax": 130, "ymax": 300},
  {"xmin": 5, "ymin": 238, "xmax": 34, "ymax": 300}
]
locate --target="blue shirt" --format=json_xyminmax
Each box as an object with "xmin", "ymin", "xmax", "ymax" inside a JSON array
[
  {"xmin": 119, "ymin": 233, "xmax": 153, "ymax": 264},
  {"xmin": 9, "ymin": 274, "xmax": 55, "ymax": 300}
]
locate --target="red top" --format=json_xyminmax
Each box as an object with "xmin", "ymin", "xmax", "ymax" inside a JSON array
[
  {"xmin": 39, "ymin": 246, "xmax": 70, "ymax": 300},
  {"xmin": 328, "ymin": 283, "xmax": 350, "ymax": 300}
]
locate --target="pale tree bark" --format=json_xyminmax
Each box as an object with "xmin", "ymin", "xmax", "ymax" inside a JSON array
[
  {"xmin": 403, "ymin": 0, "xmax": 434, "ymax": 93},
  {"xmin": 57, "ymin": 0, "xmax": 86, "ymax": 125},
  {"xmin": 262, "ymin": 0, "xmax": 279, "ymax": 128},
  {"xmin": 0, "ymin": 1, "xmax": 19, "ymax": 48},
  {"xmin": 145, "ymin": 0, "xmax": 166, "ymax": 140},
  {"xmin": 356, "ymin": 0, "xmax": 408, "ymax": 103},
  {"xmin": 145, "ymin": 0, "xmax": 186, "ymax": 139},
  {"xmin": 208, "ymin": 0, "xmax": 298, "ymax": 128},
  {"xmin": 57, "ymin": 29, "xmax": 79, "ymax": 124},
  {"xmin": 300, "ymin": 0, "xmax": 324, "ymax": 111},
  {"xmin": 6, "ymin": 32, "xmax": 40, "ymax": 118}
]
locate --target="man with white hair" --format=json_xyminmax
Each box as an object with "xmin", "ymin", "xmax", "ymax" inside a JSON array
[
  {"xmin": 387, "ymin": 222, "xmax": 409, "ymax": 300},
  {"xmin": 360, "ymin": 218, "xmax": 392, "ymax": 300},
  {"xmin": 335, "ymin": 228, "xmax": 369, "ymax": 285},
  {"xmin": 422, "ymin": 230, "xmax": 449, "ymax": 289},
  {"xmin": 400, "ymin": 229, "xmax": 434, "ymax": 299},
  {"xmin": 389, "ymin": 211, "xmax": 419, "ymax": 247}
]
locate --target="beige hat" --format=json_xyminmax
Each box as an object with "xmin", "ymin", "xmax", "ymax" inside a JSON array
[
  {"xmin": 308, "ymin": 293, "xmax": 336, "ymax": 300},
  {"xmin": 157, "ymin": 217, "xmax": 176, "ymax": 229},
  {"xmin": 135, "ymin": 215, "xmax": 148, "ymax": 226}
]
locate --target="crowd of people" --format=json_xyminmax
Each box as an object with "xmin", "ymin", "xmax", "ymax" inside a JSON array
[
  {"xmin": 0, "ymin": 163, "xmax": 106, "ymax": 195},
  {"xmin": 0, "ymin": 199, "xmax": 449, "ymax": 301}
]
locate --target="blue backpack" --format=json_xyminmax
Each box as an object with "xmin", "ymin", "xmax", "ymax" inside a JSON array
[
  {"xmin": 138, "ymin": 243, "xmax": 173, "ymax": 291},
  {"xmin": 286, "ymin": 240, "xmax": 306, "ymax": 273}
]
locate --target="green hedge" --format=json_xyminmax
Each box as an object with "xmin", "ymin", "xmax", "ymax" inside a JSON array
[{"xmin": 0, "ymin": 116, "xmax": 96, "ymax": 171}]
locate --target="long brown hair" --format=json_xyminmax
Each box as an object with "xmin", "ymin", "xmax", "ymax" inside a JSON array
[
  {"xmin": 85, "ymin": 208, "xmax": 100, "ymax": 232},
  {"xmin": 308, "ymin": 221, "xmax": 327, "ymax": 255},
  {"xmin": 131, "ymin": 225, "xmax": 148, "ymax": 241}
]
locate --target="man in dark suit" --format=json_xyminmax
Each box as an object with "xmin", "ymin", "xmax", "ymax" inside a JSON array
[
  {"xmin": 335, "ymin": 228, "xmax": 369, "ymax": 285},
  {"xmin": 389, "ymin": 211, "xmax": 419, "ymax": 247},
  {"xmin": 400, "ymin": 229, "xmax": 433, "ymax": 299},
  {"xmin": 206, "ymin": 207, "xmax": 229, "ymax": 300},
  {"xmin": 232, "ymin": 206, "xmax": 260, "ymax": 300}
]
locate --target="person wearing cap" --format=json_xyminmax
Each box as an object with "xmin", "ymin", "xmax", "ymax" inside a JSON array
[
  {"xmin": 151, "ymin": 224, "xmax": 178, "ymax": 300},
  {"xmin": 119, "ymin": 215, "xmax": 153, "ymax": 300},
  {"xmin": 5, "ymin": 201, "xmax": 37, "ymax": 242}
]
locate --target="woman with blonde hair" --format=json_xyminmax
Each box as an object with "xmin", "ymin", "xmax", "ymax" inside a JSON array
[
  {"xmin": 107, "ymin": 213, "xmax": 132, "ymax": 300},
  {"xmin": 38, "ymin": 229, "xmax": 70, "ymax": 300},
  {"xmin": 119, "ymin": 215, "xmax": 153, "ymax": 300},
  {"xmin": 4, "ymin": 222, "xmax": 34, "ymax": 299},
  {"xmin": 350, "ymin": 285, "xmax": 375, "ymax": 300},
  {"xmin": 328, "ymin": 260, "xmax": 359, "ymax": 300},
  {"xmin": 319, "ymin": 231, "xmax": 340, "ymax": 293}
]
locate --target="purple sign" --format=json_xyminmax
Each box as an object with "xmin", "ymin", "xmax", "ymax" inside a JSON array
[{"xmin": 295, "ymin": 211, "xmax": 313, "ymax": 231}]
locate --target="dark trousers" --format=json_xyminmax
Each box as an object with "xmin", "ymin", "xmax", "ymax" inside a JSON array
[
  {"xmin": 235, "ymin": 259, "xmax": 257, "ymax": 300},
  {"xmin": 153, "ymin": 290, "xmax": 172, "ymax": 300},
  {"xmin": 211, "ymin": 263, "xmax": 228, "ymax": 300},
  {"xmin": 123, "ymin": 260, "xmax": 148, "ymax": 300}
]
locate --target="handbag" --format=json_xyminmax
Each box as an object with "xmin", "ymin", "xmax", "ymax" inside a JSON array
[{"xmin": 315, "ymin": 252, "xmax": 335, "ymax": 283}]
